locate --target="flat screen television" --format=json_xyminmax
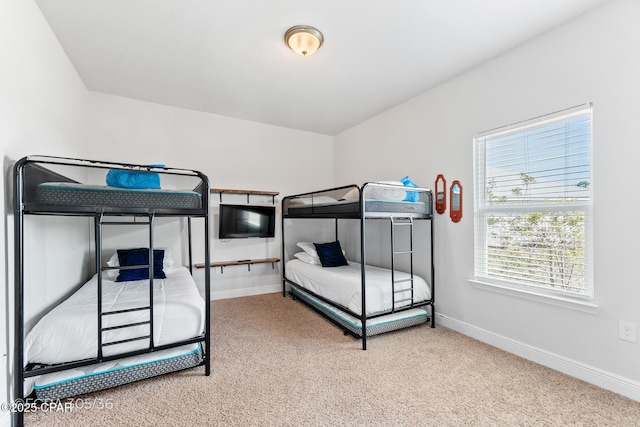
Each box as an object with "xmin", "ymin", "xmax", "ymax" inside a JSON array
[{"xmin": 218, "ymin": 204, "xmax": 276, "ymax": 239}]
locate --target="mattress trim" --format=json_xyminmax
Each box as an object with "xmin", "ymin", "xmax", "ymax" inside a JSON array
[
  {"xmin": 38, "ymin": 182, "xmax": 200, "ymax": 197},
  {"xmin": 33, "ymin": 345, "xmax": 201, "ymax": 389},
  {"xmin": 291, "ymin": 285, "xmax": 429, "ymax": 337}
]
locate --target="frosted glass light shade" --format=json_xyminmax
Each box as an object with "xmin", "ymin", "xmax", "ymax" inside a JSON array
[{"xmin": 285, "ymin": 25, "xmax": 324, "ymax": 56}]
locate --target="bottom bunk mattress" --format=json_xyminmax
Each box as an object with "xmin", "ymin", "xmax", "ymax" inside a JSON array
[
  {"xmin": 24, "ymin": 266, "xmax": 206, "ymax": 366},
  {"xmin": 28, "ymin": 343, "xmax": 203, "ymax": 400},
  {"xmin": 290, "ymin": 286, "xmax": 429, "ymax": 337},
  {"xmin": 285, "ymin": 259, "xmax": 431, "ymax": 316}
]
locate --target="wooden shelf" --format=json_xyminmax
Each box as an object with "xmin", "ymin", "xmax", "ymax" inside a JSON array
[
  {"xmin": 211, "ymin": 188, "xmax": 279, "ymax": 196},
  {"xmin": 195, "ymin": 257, "xmax": 280, "ymax": 273},
  {"xmin": 211, "ymin": 188, "xmax": 279, "ymax": 203}
]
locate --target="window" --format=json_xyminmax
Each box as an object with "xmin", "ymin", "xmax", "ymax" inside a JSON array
[{"xmin": 473, "ymin": 104, "xmax": 592, "ymax": 299}]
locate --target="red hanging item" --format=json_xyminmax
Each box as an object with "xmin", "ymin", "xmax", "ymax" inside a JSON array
[
  {"xmin": 450, "ymin": 180, "xmax": 462, "ymax": 223},
  {"xmin": 435, "ymin": 174, "xmax": 446, "ymax": 214}
]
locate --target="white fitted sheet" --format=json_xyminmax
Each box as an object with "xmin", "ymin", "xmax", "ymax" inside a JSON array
[
  {"xmin": 25, "ymin": 266, "xmax": 205, "ymax": 365},
  {"xmin": 285, "ymin": 259, "xmax": 430, "ymax": 316}
]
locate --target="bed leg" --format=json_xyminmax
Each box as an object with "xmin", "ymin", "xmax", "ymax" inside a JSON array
[{"xmin": 431, "ymin": 304, "xmax": 436, "ymax": 328}]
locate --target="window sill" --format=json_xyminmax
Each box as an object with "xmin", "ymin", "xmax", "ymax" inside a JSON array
[{"xmin": 468, "ymin": 279, "xmax": 600, "ymax": 315}]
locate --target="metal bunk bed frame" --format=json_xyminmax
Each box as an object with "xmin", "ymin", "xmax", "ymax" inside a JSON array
[
  {"xmin": 281, "ymin": 183, "xmax": 435, "ymax": 350},
  {"xmin": 12, "ymin": 155, "xmax": 211, "ymax": 427}
]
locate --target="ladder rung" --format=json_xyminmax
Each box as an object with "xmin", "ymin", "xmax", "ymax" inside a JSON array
[
  {"xmin": 117, "ymin": 264, "xmax": 151, "ymax": 271},
  {"xmin": 103, "ymin": 306, "xmax": 150, "ymax": 316},
  {"xmin": 101, "ymin": 220, "xmax": 152, "ymax": 226},
  {"xmin": 102, "ymin": 335, "xmax": 151, "ymax": 347},
  {"xmin": 394, "ymin": 278, "xmax": 413, "ymax": 284},
  {"xmin": 394, "ymin": 298, "xmax": 413, "ymax": 304},
  {"xmin": 393, "ymin": 251, "xmax": 412, "ymax": 255},
  {"xmin": 102, "ymin": 321, "xmax": 150, "ymax": 332},
  {"xmin": 392, "ymin": 222, "xmax": 413, "ymax": 226}
]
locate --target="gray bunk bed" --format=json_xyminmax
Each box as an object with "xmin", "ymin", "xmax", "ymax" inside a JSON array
[
  {"xmin": 13, "ymin": 155, "xmax": 210, "ymax": 426},
  {"xmin": 281, "ymin": 182, "xmax": 434, "ymax": 350}
]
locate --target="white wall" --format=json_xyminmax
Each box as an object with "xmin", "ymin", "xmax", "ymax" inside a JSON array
[
  {"xmin": 0, "ymin": 1, "xmax": 334, "ymax": 423},
  {"xmin": 4, "ymin": 0, "xmax": 640, "ymax": 423},
  {"xmin": 84, "ymin": 92, "xmax": 334, "ymax": 298},
  {"xmin": 335, "ymin": 0, "xmax": 640, "ymax": 399},
  {"xmin": 0, "ymin": 0, "xmax": 91, "ymax": 423}
]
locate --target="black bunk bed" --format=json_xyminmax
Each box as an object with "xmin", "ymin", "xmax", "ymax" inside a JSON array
[
  {"xmin": 281, "ymin": 182, "xmax": 434, "ymax": 350},
  {"xmin": 13, "ymin": 155, "xmax": 211, "ymax": 426}
]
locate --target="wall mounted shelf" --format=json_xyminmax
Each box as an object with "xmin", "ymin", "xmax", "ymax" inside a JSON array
[
  {"xmin": 211, "ymin": 188, "xmax": 279, "ymax": 204},
  {"xmin": 195, "ymin": 257, "xmax": 280, "ymax": 274}
]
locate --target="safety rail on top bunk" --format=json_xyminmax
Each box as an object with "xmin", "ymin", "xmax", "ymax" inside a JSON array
[
  {"xmin": 13, "ymin": 155, "xmax": 212, "ymax": 426},
  {"xmin": 281, "ymin": 182, "xmax": 435, "ymax": 350},
  {"xmin": 282, "ymin": 182, "xmax": 433, "ymax": 219},
  {"xmin": 14, "ymin": 155, "xmax": 210, "ymax": 216}
]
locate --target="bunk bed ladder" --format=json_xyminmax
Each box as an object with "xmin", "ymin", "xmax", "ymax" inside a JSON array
[
  {"xmin": 390, "ymin": 216, "xmax": 415, "ymax": 312},
  {"xmin": 96, "ymin": 213, "xmax": 156, "ymax": 359}
]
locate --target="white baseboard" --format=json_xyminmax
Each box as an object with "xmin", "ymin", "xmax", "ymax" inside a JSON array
[
  {"xmin": 437, "ymin": 313, "xmax": 640, "ymax": 402},
  {"xmin": 211, "ymin": 284, "xmax": 281, "ymax": 301}
]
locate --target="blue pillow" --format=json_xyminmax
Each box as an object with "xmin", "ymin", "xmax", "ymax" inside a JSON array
[
  {"xmin": 314, "ymin": 241, "xmax": 348, "ymax": 268},
  {"xmin": 116, "ymin": 248, "xmax": 166, "ymax": 282},
  {"xmin": 106, "ymin": 169, "xmax": 161, "ymax": 189}
]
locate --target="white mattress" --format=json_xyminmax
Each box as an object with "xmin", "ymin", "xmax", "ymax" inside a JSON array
[
  {"xmin": 285, "ymin": 259, "xmax": 431, "ymax": 316},
  {"xmin": 25, "ymin": 266, "xmax": 205, "ymax": 365}
]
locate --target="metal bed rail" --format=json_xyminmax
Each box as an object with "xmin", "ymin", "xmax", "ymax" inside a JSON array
[
  {"xmin": 281, "ymin": 182, "xmax": 435, "ymax": 351},
  {"xmin": 13, "ymin": 155, "xmax": 211, "ymax": 427}
]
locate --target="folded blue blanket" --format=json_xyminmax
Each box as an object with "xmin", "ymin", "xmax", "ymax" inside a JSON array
[{"xmin": 106, "ymin": 169, "xmax": 161, "ymax": 189}]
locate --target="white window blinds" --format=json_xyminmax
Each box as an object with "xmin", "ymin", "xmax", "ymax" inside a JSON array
[{"xmin": 474, "ymin": 104, "xmax": 592, "ymax": 297}]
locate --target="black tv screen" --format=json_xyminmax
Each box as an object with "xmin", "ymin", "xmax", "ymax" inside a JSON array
[{"xmin": 219, "ymin": 204, "xmax": 276, "ymax": 239}]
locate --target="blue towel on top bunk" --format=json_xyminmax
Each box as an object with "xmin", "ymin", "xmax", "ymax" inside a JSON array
[
  {"xmin": 401, "ymin": 176, "xmax": 419, "ymax": 202},
  {"xmin": 106, "ymin": 168, "xmax": 162, "ymax": 189}
]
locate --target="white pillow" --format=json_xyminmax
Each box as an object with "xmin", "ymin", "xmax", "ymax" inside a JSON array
[
  {"xmin": 289, "ymin": 196, "xmax": 337, "ymax": 206},
  {"xmin": 296, "ymin": 242, "xmax": 318, "ymax": 258},
  {"xmin": 294, "ymin": 252, "xmax": 321, "ymax": 265},
  {"xmin": 367, "ymin": 181, "xmax": 406, "ymax": 201},
  {"xmin": 105, "ymin": 248, "xmax": 175, "ymax": 278},
  {"xmin": 342, "ymin": 188, "xmax": 360, "ymax": 201}
]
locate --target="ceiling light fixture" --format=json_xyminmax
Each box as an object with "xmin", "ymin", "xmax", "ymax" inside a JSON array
[{"xmin": 284, "ymin": 25, "xmax": 324, "ymax": 57}]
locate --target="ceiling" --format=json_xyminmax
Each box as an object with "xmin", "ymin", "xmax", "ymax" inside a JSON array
[{"xmin": 35, "ymin": 0, "xmax": 609, "ymax": 136}]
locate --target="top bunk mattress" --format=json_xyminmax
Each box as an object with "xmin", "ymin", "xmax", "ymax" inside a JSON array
[
  {"xmin": 36, "ymin": 182, "xmax": 202, "ymax": 210},
  {"xmin": 286, "ymin": 199, "xmax": 428, "ymax": 218}
]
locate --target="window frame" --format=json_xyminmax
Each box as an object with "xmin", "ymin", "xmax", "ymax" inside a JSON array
[{"xmin": 473, "ymin": 104, "xmax": 594, "ymax": 302}]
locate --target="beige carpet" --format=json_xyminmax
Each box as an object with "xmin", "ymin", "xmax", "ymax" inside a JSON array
[{"xmin": 25, "ymin": 293, "xmax": 640, "ymax": 426}]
